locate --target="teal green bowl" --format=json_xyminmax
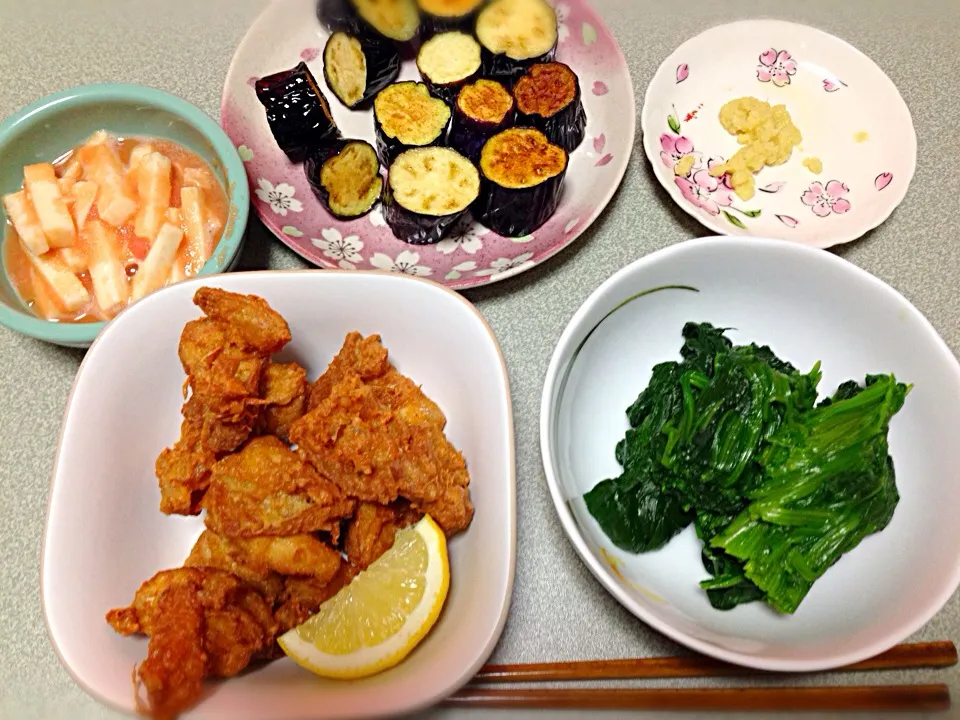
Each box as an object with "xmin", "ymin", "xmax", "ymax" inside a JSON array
[{"xmin": 0, "ymin": 83, "xmax": 249, "ymax": 348}]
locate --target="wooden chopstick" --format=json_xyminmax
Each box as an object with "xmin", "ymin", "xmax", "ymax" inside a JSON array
[
  {"xmin": 445, "ymin": 684, "xmax": 951, "ymax": 712},
  {"xmin": 472, "ymin": 641, "xmax": 957, "ymax": 684}
]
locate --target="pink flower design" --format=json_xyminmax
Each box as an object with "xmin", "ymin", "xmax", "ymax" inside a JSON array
[
  {"xmin": 757, "ymin": 48, "xmax": 798, "ymax": 87},
  {"xmin": 875, "ymin": 173, "xmax": 893, "ymax": 191},
  {"xmin": 595, "ymin": 154, "xmax": 614, "ymax": 167},
  {"xmin": 660, "ymin": 133, "xmax": 701, "ymax": 173},
  {"xmin": 676, "ymin": 63, "xmax": 689, "ymax": 83},
  {"xmin": 592, "ymin": 81, "xmax": 609, "ymax": 96},
  {"xmin": 593, "ymin": 134, "xmax": 606, "ymax": 153},
  {"xmin": 776, "ymin": 214, "xmax": 799, "ymax": 228},
  {"xmin": 801, "ymin": 180, "xmax": 852, "ymax": 217},
  {"xmin": 300, "ymin": 47, "xmax": 320, "ymax": 61},
  {"xmin": 676, "ymin": 170, "xmax": 734, "ymax": 216},
  {"xmin": 706, "ymin": 157, "xmax": 734, "ymax": 190}
]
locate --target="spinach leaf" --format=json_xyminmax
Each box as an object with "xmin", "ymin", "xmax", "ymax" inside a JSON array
[
  {"xmin": 581, "ymin": 322, "xmax": 908, "ymax": 615},
  {"xmin": 584, "ymin": 468, "xmax": 692, "ymax": 553},
  {"xmin": 710, "ymin": 375, "xmax": 909, "ymax": 614}
]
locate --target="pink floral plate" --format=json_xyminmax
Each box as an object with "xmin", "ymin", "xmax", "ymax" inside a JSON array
[
  {"xmin": 221, "ymin": 0, "xmax": 634, "ymax": 288},
  {"xmin": 641, "ymin": 20, "xmax": 916, "ymax": 248}
]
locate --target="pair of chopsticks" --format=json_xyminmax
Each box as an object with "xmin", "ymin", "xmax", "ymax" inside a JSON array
[{"xmin": 443, "ymin": 641, "xmax": 956, "ymax": 712}]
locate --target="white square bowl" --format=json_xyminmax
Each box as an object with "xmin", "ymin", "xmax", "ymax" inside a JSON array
[{"xmin": 42, "ymin": 270, "xmax": 516, "ymax": 719}]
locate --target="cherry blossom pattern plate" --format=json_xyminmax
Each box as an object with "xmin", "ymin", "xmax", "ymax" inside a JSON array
[
  {"xmin": 222, "ymin": 0, "xmax": 634, "ymax": 288},
  {"xmin": 641, "ymin": 20, "xmax": 916, "ymax": 248}
]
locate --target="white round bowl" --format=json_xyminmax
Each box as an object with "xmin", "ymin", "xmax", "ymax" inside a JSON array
[{"xmin": 540, "ymin": 237, "xmax": 960, "ymax": 671}]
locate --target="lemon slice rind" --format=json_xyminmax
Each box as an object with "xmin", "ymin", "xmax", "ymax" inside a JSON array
[{"xmin": 278, "ymin": 515, "xmax": 450, "ymax": 680}]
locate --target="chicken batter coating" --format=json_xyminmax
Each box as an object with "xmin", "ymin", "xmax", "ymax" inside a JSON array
[{"xmin": 203, "ymin": 436, "xmax": 355, "ymax": 538}]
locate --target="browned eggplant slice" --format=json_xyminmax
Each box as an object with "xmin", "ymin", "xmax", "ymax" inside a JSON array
[
  {"xmin": 373, "ymin": 82, "xmax": 452, "ymax": 166},
  {"xmin": 255, "ymin": 61, "xmax": 341, "ymax": 162},
  {"xmin": 416, "ymin": 31, "xmax": 482, "ymax": 104},
  {"xmin": 514, "ymin": 62, "xmax": 587, "ymax": 152},
  {"xmin": 323, "ymin": 31, "xmax": 401, "ymax": 109},
  {"xmin": 305, "ymin": 140, "xmax": 383, "ymax": 219},
  {"xmin": 475, "ymin": 0, "xmax": 558, "ymax": 82},
  {"xmin": 475, "ymin": 127, "xmax": 567, "ymax": 237},
  {"xmin": 449, "ymin": 79, "xmax": 515, "ymax": 163},
  {"xmin": 417, "ymin": 0, "xmax": 485, "ymax": 36},
  {"xmin": 317, "ymin": 0, "xmax": 420, "ymax": 42},
  {"xmin": 383, "ymin": 147, "xmax": 480, "ymax": 244}
]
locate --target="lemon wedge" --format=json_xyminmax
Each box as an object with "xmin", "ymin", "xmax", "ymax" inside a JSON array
[{"xmin": 278, "ymin": 515, "xmax": 450, "ymax": 679}]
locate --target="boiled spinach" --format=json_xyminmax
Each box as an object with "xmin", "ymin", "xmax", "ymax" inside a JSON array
[{"xmin": 584, "ymin": 323, "xmax": 909, "ymax": 614}]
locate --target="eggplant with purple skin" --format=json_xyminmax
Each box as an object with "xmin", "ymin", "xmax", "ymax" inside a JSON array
[
  {"xmin": 255, "ymin": 61, "xmax": 341, "ymax": 162},
  {"xmin": 305, "ymin": 139, "xmax": 383, "ymax": 219},
  {"xmin": 323, "ymin": 30, "xmax": 401, "ymax": 109},
  {"xmin": 373, "ymin": 82, "xmax": 451, "ymax": 166},
  {"xmin": 475, "ymin": 0, "xmax": 558, "ymax": 83},
  {"xmin": 317, "ymin": 0, "xmax": 420, "ymax": 42},
  {"xmin": 416, "ymin": 0, "xmax": 485, "ymax": 37},
  {"xmin": 449, "ymin": 79, "xmax": 515, "ymax": 163},
  {"xmin": 475, "ymin": 127, "xmax": 567, "ymax": 237},
  {"xmin": 416, "ymin": 31, "xmax": 482, "ymax": 104},
  {"xmin": 513, "ymin": 62, "xmax": 586, "ymax": 153},
  {"xmin": 383, "ymin": 147, "xmax": 480, "ymax": 244}
]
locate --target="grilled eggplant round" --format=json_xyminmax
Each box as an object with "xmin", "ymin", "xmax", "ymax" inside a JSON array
[
  {"xmin": 417, "ymin": 0, "xmax": 486, "ymax": 36},
  {"xmin": 384, "ymin": 147, "xmax": 480, "ymax": 244},
  {"xmin": 416, "ymin": 32, "xmax": 482, "ymax": 104},
  {"xmin": 373, "ymin": 82, "xmax": 452, "ymax": 166},
  {"xmin": 304, "ymin": 140, "xmax": 383, "ymax": 219},
  {"xmin": 475, "ymin": 127, "xmax": 567, "ymax": 237},
  {"xmin": 513, "ymin": 62, "xmax": 586, "ymax": 152},
  {"xmin": 255, "ymin": 61, "xmax": 341, "ymax": 162},
  {"xmin": 317, "ymin": 0, "xmax": 420, "ymax": 42},
  {"xmin": 323, "ymin": 31, "xmax": 401, "ymax": 109},
  {"xmin": 449, "ymin": 79, "xmax": 515, "ymax": 163},
  {"xmin": 475, "ymin": 0, "xmax": 558, "ymax": 83}
]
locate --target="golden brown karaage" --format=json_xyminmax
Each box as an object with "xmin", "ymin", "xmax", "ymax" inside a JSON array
[
  {"xmin": 110, "ymin": 295, "xmax": 475, "ymax": 719},
  {"xmin": 154, "ymin": 288, "xmax": 292, "ymax": 515},
  {"xmin": 258, "ymin": 361, "xmax": 308, "ymax": 442},
  {"xmin": 203, "ymin": 435, "xmax": 355, "ymax": 538},
  {"xmin": 291, "ymin": 333, "xmax": 474, "ymax": 535},
  {"xmin": 106, "ymin": 567, "xmax": 278, "ymax": 720}
]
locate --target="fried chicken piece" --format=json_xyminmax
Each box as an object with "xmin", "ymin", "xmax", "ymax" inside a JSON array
[
  {"xmin": 307, "ymin": 331, "xmax": 389, "ymax": 410},
  {"xmin": 193, "ymin": 286, "xmax": 292, "ymax": 355},
  {"xmin": 155, "ymin": 419, "xmax": 218, "ymax": 516},
  {"xmin": 185, "ymin": 530, "xmax": 285, "ymax": 602},
  {"xmin": 203, "ymin": 436, "xmax": 355, "ymax": 538},
  {"xmin": 344, "ymin": 501, "xmax": 422, "ymax": 570},
  {"xmin": 274, "ymin": 563, "xmax": 358, "ymax": 634},
  {"xmin": 292, "ymin": 334, "xmax": 474, "ymax": 535},
  {"xmin": 135, "ymin": 585, "xmax": 207, "ymax": 720},
  {"xmin": 258, "ymin": 361, "xmax": 308, "ymax": 442},
  {"xmin": 107, "ymin": 568, "xmax": 277, "ymax": 718},
  {"xmin": 291, "ymin": 373, "xmax": 402, "ymax": 504}
]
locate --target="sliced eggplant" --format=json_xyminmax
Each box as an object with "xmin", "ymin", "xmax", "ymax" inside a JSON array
[
  {"xmin": 255, "ymin": 61, "xmax": 341, "ymax": 162},
  {"xmin": 384, "ymin": 147, "xmax": 480, "ymax": 244},
  {"xmin": 317, "ymin": 0, "xmax": 420, "ymax": 42},
  {"xmin": 513, "ymin": 62, "xmax": 586, "ymax": 152},
  {"xmin": 373, "ymin": 82, "xmax": 452, "ymax": 166},
  {"xmin": 323, "ymin": 31, "xmax": 400, "ymax": 109},
  {"xmin": 475, "ymin": 127, "xmax": 567, "ymax": 237},
  {"xmin": 475, "ymin": 0, "xmax": 558, "ymax": 83},
  {"xmin": 449, "ymin": 79, "xmax": 515, "ymax": 163},
  {"xmin": 416, "ymin": 32, "xmax": 482, "ymax": 104},
  {"xmin": 304, "ymin": 140, "xmax": 383, "ymax": 219},
  {"xmin": 417, "ymin": 0, "xmax": 485, "ymax": 36}
]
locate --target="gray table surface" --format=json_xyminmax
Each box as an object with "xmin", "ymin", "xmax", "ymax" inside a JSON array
[{"xmin": 1, "ymin": 0, "xmax": 958, "ymax": 718}]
